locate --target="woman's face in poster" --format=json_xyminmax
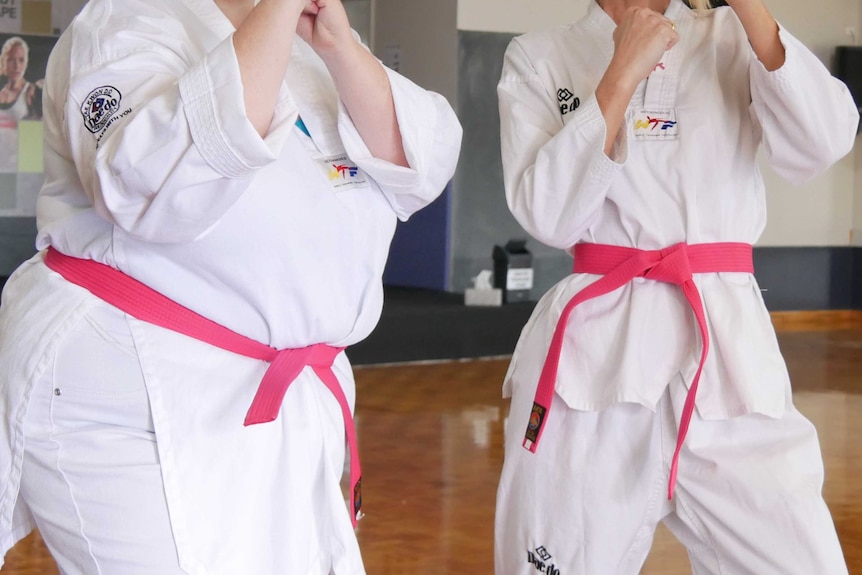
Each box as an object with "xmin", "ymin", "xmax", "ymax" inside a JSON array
[{"xmin": 3, "ymin": 44, "xmax": 27, "ymax": 82}]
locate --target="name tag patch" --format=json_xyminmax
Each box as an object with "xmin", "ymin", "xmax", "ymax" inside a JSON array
[
  {"xmin": 633, "ymin": 108, "xmax": 679, "ymax": 141},
  {"xmin": 317, "ymin": 154, "xmax": 369, "ymax": 191}
]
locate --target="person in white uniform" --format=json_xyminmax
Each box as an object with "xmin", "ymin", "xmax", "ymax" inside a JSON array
[
  {"xmin": 495, "ymin": 0, "xmax": 856, "ymax": 573},
  {"xmin": 0, "ymin": 0, "xmax": 461, "ymax": 573}
]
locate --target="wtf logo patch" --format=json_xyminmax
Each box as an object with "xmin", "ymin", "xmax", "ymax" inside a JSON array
[{"xmin": 633, "ymin": 108, "xmax": 679, "ymax": 141}]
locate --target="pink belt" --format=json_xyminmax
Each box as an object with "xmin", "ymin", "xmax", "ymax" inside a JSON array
[
  {"xmin": 44, "ymin": 247, "xmax": 363, "ymax": 526},
  {"xmin": 523, "ymin": 242, "xmax": 754, "ymax": 499}
]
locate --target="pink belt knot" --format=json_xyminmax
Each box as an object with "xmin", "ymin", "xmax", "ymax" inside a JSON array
[
  {"xmin": 244, "ymin": 342, "xmax": 363, "ymax": 525},
  {"xmin": 44, "ymin": 247, "xmax": 363, "ymax": 526},
  {"xmin": 523, "ymin": 242, "xmax": 754, "ymax": 499},
  {"xmin": 245, "ymin": 343, "xmax": 345, "ymax": 426}
]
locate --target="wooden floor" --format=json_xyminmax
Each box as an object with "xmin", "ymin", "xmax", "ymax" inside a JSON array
[{"xmin": 3, "ymin": 325, "xmax": 861, "ymax": 574}]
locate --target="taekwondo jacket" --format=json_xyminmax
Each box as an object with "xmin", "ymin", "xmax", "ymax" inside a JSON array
[{"xmin": 498, "ymin": 0, "xmax": 858, "ymax": 417}]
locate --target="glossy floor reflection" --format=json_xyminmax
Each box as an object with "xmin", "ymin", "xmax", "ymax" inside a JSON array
[
  {"xmin": 2, "ymin": 328, "xmax": 861, "ymax": 574},
  {"xmin": 353, "ymin": 327, "xmax": 862, "ymax": 574}
]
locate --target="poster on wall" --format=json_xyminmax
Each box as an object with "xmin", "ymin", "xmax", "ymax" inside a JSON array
[{"xmin": 0, "ymin": 32, "xmax": 56, "ymax": 216}]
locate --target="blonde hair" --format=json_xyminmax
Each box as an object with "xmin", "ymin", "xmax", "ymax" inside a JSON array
[
  {"xmin": 0, "ymin": 37, "xmax": 29, "ymax": 73},
  {"xmin": 688, "ymin": 0, "xmax": 712, "ymax": 10}
]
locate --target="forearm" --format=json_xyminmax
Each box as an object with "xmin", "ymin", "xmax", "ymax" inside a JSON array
[
  {"xmin": 729, "ymin": 0, "xmax": 785, "ymax": 71},
  {"xmin": 233, "ymin": 0, "xmax": 305, "ymax": 136},
  {"xmin": 595, "ymin": 65, "xmax": 638, "ymax": 157},
  {"xmin": 321, "ymin": 42, "xmax": 409, "ymax": 167}
]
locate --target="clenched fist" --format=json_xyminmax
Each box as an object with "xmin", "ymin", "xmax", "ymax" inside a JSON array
[
  {"xmin": 297, "ymin": 0, "xmax": 355, "ymax": 57},
  {"xmin": 610, "ymin": 6, "xmax": 680, "ymax": 87}
]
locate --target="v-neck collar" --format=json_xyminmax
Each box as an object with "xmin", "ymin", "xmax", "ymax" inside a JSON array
[
  {"xmin": 183, "ymin": 0, "xmax": 237, "ymax": 37},
  {"xmin": 586, "ymin": 0, "xmax": 690, "ymax": 34}
]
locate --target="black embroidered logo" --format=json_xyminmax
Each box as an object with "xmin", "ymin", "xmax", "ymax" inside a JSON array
[
  {"xmin": 81, "ymin": 86, "xmax": 123, "ymax": 134},
  {"xmin": 557, "ymin": 88, "xmax": 580, "ymax": 116},
  {"xmin": 527, "ymin": 546, "xmax": 562, "ymax": 574}
]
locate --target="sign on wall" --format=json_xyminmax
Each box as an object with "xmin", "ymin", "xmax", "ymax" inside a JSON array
[
  {"xmin": 0, "ymin": 0, "xmax": 86, "ymax": 36},
  {"xmin": 0, "ymin": 0, "xmax": 22, "ymax": 35}
]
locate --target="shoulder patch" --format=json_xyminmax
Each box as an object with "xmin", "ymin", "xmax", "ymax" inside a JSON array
[{"xmin": 81, "ymin": 86, "xmax": 123, "ymax": 134}]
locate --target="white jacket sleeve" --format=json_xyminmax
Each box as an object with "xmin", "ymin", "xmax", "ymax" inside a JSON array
[
  {"xmin": 749, "ymin": 26, "xmax": 859, "ymax": 184},
  {"xmin": 336, "ymin": 64, "xmax": 462, "ymax": 221},
  {"xmin": 67, "ymin": 37, "xmax": 297, "ymax": 243},
  {"xmin": 498, "ymin": 38, "xmax": 626, "ymax": 250}
]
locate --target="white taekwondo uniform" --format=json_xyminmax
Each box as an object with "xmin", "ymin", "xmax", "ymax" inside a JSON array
[
  {"xmin": 0, "ymin": 0, "xmax": 462, "ymax": 573},
  {"xmin": 495, "ymin": 1, "xmax": 857, "ymax": 573}
]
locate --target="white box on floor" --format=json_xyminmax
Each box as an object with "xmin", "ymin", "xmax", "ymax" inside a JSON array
[{"xmin": 464, "ymin": 287, "xmax": 502, "ymax": 307}]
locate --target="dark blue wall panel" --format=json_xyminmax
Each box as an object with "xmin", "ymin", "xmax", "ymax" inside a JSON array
[
  {"xmin": 853, "ymin": 246, "xmax": 862, "ymax": 309},
  {"xmin": 383, "ymin": 185, "xmax": 451, "ymax": 291}
]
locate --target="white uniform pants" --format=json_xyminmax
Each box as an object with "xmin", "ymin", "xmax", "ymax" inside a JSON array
[
  {"xmin": 19, "ymin": 302, "xmax": 186, "ymax": 574},
  {"xmin": 495, "ymin": 377, "xmax": 848, "ymax": 575},
  {"xmin": 10, "ymin": 273, "xmax": 362, "ymax": 575},
  {"xmin": 15, "ymin": 301, "xmax": 364, "ymax": 575}
]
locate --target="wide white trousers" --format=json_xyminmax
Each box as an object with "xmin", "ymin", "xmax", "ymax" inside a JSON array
[
  {"xmin": 13, "ymin": 289, "xmax": 363, "ymax": 575},
  {"xmin": 495, "ymin": 376, "xmax": 848, "ymax": 575},
  {"xmin": 19, "ymin": 302, "xmax": 186, "ymax": 574}
]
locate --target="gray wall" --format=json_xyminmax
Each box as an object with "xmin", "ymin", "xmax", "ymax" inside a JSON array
[
  {"xmin": 754, "ymin": 247, "xmax": 860, "ymax": 310},
  {"xmin": 373, "ymin": 0, "xmax": 458, "ymax": 105},
  {"xmin": 450, "ymin": 30, "xmax": 571, "ymax": 297},
  {"xmin": 0, "ymin": 217, "xmax": 37, "ymax": 278}
]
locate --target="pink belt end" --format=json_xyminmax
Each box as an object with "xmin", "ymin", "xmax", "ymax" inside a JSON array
[{"xmin": 522, "ymin": 401, "xmax": 548, "ymax": 452}]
